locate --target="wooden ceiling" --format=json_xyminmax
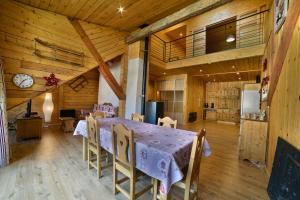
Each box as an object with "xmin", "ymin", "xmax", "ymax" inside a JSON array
[
  {"xmin": 14, "ymin": 0, "xmax": 198, "ymax": 31},
  {"xmin": 149, "ymin": 56, "xmax": 262, "ymax": 82}
]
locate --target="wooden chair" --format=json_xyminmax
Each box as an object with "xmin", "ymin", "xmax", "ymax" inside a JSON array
[
  {"xmin": 112, "ymin": 123, "xmax": 154, "ymax": 200},
  {"xmin": 86, "ymin": 115, "xmax": 107, "ymax": 179},
  {"xmin": 172, "ymin": 128, "xmax": 206, "ymax": 200},
  {"xmin": 131, "ymin": 113, "xmax": 144, "ymax": 122},
  {"xmin": 157, "ymin": 116, "xmax": 177, "ymax": 129},
  {"xmin": 93, "ymin": 111, "xmax": 107, "ymax": 119}
]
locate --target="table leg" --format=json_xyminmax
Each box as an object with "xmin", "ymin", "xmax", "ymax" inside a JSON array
[{"xmin": 83, "ymin": 137, "xmax": 88, "ymax": 161}]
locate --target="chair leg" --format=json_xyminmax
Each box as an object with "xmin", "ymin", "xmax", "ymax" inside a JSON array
[
  {"xmin": 113, "ymin": 162, "xmax": 118, "ymax": 194},
  {"xmin": 184, "ymin": 183, "xmax": 191, "ymax": 200},
  {"xmin": 97, "ymin": 149, "xmax": 101, "ymax": 179},
  {"xmin": 153, "ymin": 179, "xmax": 158, "ymax": 200},
  {"xmin": 130, "ymin": 175, "xmax": 136, "ymax": 200},
  {"xmin": 87, "ymin": 149, "xmax": 91, "ymax": 170}
]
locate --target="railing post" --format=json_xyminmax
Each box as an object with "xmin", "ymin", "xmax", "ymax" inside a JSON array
[{"xmin": 163, "ymin": 41, "xmax": 166, "ymax": 62}]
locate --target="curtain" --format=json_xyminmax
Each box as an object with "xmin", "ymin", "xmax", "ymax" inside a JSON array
[{"xmin": 0, "ymin": 59, "xmax": 8, "ymax": 167}]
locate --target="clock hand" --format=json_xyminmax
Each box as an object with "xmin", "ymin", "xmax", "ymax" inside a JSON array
[{"xmin": 19, "ymin": 79, "xmax": 28, "ymax": 86}]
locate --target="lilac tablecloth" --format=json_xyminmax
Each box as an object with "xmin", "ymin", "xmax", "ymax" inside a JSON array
[{"xmin": 74, "ymin": 118, "xmax": 211, "ymax": 194}]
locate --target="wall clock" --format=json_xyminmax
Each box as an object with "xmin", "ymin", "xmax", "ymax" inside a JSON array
[{"xmin": 12, "ymin": 73, "xmax": 34, "ymax": 89}]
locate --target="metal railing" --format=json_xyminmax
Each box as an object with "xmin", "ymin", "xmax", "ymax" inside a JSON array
[{"xmin": 150, "ymin": 10, "xmax": 268, "ymax": 63}]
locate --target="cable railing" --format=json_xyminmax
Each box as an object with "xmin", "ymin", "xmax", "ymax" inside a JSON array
[{"xmin": 150, "ymin": 10, "xmax": 268, "ymax": 63}]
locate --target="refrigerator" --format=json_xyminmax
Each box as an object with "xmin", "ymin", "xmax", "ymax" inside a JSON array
[{"xmin": 240, "ymin": 83, "xmax": 261, "ymax": 134}]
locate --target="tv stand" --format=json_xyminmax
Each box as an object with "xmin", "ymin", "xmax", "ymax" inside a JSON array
[{"xmin": 16, "ymin": 117, "xmax": 42, "ymax": 140}]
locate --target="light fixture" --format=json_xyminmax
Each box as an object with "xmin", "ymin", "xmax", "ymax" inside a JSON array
[
  {"xmin": 236, "ymin": 72, "xmax": 240, "ymax": 75},
  {"xmin": 179, "ymin": 32, "xmax": 183, "ymax": 37},
  {"xmin": 226, "ymin": 35, "xmax": 235, "ymax": 43},
  {"xmin": 238, "ymin": 77, "xmax": 241, "ymax": 80},
  {"xmin": 199, "ymin": 69, "xmax": 203, "ymax": 72},
  {"xmin": 232, "ymin": 65, "xmax": 235, "ymax": 69},
  {"xmin": 118, "ymin": 5, "xmax": 125, "ymax": 14},
  {"xmin": 43, "ymin": 93, "xmax": 54, "ymax": 126}
]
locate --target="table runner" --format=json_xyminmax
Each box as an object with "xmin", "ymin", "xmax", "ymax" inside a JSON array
[{"xmin": 74, "ymin": 118, "xmax": 211, "ymax": 194}]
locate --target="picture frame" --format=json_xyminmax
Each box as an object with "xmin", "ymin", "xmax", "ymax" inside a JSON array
[{"xmin": 274, "ymin": 0, "xmax": 289, "ymax": 33}]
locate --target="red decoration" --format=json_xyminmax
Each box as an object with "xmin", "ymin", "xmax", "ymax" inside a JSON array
[
  {"xmin": 263, "ymin": 59, "xmax": 268, "ymax": 71},
  {"xmin": 44, "ymin": 73, "xmax": 59, "ymax": 87}
]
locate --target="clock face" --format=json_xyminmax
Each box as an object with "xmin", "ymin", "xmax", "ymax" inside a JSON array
[{"xmin": 13, "ymin": 74, "xmax": 34, "ymax": 89}]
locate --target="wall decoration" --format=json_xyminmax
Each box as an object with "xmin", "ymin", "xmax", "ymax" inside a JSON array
[
  {"xmin": 261, "ymin": 76, "xmax": 270, "ymax": 101},
  {"xmin": 68, "ymin": 75, "xmax": 88, "ymax": 92},
  {"xmin": 275, "ymin": 0, "xmax": 289, "ymax": 33},
  {"xmin": 34, "ymin": 38, "xmax": 84, "ymax": 67},
  {"xmin": 44, "ymin": 73, "xmax": 60, "ymax": 87},
  {"xmin": 12, "ymin": 73, "xmax": 34, "ymax": 89}
]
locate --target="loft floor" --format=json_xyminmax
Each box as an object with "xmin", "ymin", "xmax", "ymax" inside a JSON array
[{"xmin": 0, "ymin": 121, "xmax": 269, "ymax": 200}]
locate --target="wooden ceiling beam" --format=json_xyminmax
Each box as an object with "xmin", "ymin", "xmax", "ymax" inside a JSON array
[
  {"xmin": 70, "ymin": 19, "xmax": 126, "ymax": 100},
  {"xmin": 268, "ymin": 0, "xmax": 300, "ymax": 105},
  {"xmin": 126, "ymin": 0, "xmax": 232, "ymax": 43}
]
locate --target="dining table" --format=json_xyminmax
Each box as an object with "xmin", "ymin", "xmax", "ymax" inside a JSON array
[{"xmin": 74, "ymin": 117, "xmax": 211, "ymax": 199}]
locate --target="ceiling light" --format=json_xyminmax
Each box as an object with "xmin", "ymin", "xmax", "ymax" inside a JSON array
[
  {"xmin": 226, "ymin": 35, "xmax": 235, "ymax": 43},
  {"xmin": 238, "ymin": 77, "xmax": 241, "ymax": 80},
  {"xmin": 179, "ymin": 32, "xmax": 183, "ymax": 37},
  {"xmin": 118, "ymin": 6, "xmax": 125, "ymax": 14},
  {"xmin": 236, "ymin": 72, "xmax": 240, "ymax": 75},
  {"xmin": 199, "ymin": 69, "xmax": 203, "ymax": 72}
]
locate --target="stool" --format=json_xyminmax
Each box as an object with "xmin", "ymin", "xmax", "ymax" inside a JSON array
[{"xmin": 60, "ymin": 117, "xmax": 75, "ymax": 132}]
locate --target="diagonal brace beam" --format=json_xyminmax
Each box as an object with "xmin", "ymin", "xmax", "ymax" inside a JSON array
[{"xmin": 69, "ymin": 19, "xmax": 126, "ymax": 100}]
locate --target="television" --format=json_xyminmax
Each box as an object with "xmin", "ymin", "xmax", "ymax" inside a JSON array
[{"xmin": 60, "ymin": 109, "xmax": 76, "ymax": 118}]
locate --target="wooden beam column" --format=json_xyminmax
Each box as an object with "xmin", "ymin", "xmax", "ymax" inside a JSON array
[
  {"xmin": 126, "ymin": 0, "xmax": 232, "ymax": 43},
  {"xmin": 70, "ymin": 19, "xmax": 126, "ymax": 100},
  {"xmin": 268, "ymin": 0, "xmax": 300, "ymax": 104}
]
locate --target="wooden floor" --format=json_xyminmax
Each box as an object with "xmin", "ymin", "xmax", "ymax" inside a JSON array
[{"xmin": 0, "ymin": 121, "xmax": 269, "ymax": 200}]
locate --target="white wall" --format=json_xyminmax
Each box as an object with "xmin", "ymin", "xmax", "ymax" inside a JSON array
[
  {"xmin": 125, "ymin": 58, "xmax": 144, "ymax": 119},
  {"xmin": 98, "ymin": 60, "xmax": 120, "ymax": 107}
]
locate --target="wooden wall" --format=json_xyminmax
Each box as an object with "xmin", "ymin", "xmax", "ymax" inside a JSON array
[
  {"xmin": 0, "ymin": 0, "xmax": 127, "ymax": 117},
  {"xmin": 266, "ymin": 0, "xmax": 300, "ymax": 172},
  {"xmin": 7, "ymin": 68, "xmax": 99, "ymax": 124},
  {"xmin": 62, "ymin": 68, "xmax": 99, "ymax": 117},
  {"xmin": 186, "ymin": 76, "xmax": 205, "ymax": 122}
]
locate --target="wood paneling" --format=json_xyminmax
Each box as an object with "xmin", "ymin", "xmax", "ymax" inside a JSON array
[
  {"xmin": 266, "ymin": 2, "xmax": 300, "ymax": 172},
  {"xmin": 70, "ymin": 19, "xmax": 126, "ymax": 100},
  {"xmin": 62, "ymin": 68, "xmax": 99, "ymax": 118},
  {"xmin": 0, "ymin": 0, "xmax": 127, "ymax": 111},
  {"xmin": 239, "ymin": 120, "xmax": 268, "ymax": 164},
  {"xmin": 186, "ymin": 76, "xmax": 205, "ymax": 123},
  {"xmin": 150, "ymin": 56, "xmax": 262, "ymax": 82},
  {"xmin": 15, "ymin": 0, "xmax": 199, "ymax": 32},
  {"xmin": 126, "ymin": 0, "xmax": 232, "ymax": 43}
]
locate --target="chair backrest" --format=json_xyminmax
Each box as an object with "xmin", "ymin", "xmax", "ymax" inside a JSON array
[
  {"xmin": 131, "ymin": 113, "xmax": 144, "ymax": 122},
  {"xmin": 157, "ymin": 117, "xmax": 177, "ymax": 129},
  {"xmin": 86, "ymin": 115, "xmax": 98, "ymax": 146},
  {"xmin": 112, "ymin": 124, "xmax": 135, "ymax": 169},
  {"xmin": 93, "ymin": 111, "xmax": 106, "ymax": 119},
  {"xmin": 185, "ymin": 128, "xmax": 206, "ymax": 185}
]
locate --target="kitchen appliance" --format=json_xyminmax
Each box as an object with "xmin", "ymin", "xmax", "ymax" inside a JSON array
[
  {"xmin": 240, "ymin": 83, "xmax": 261, "ymax": 135},
  {"xmin": 240, "ymin": 83, "xmax": 261, "ymax": 118},
  {"xmin": 144, "ymin": 101, "xmax": 164, "ymax": 125}
]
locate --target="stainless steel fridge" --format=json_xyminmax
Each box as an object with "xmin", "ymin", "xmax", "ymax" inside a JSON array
[
  {"xmin": 240, "ymin": 83, "xmax": 261, "ymax": 117},
  {"xmin": 240, "ymin": 83, "xmax": 261, "ymax": 134}
]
